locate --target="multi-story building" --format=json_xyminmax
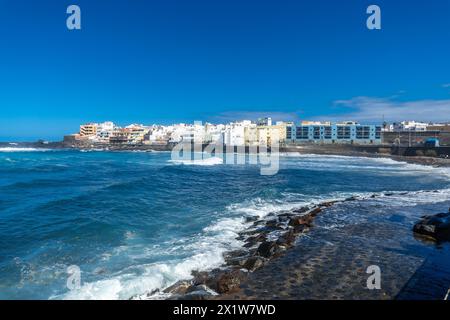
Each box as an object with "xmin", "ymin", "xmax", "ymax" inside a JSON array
[
  {"xmin": 125, "ymin": 124, "xmax": 150, "ymax": 144},
  {"xmin": 286, "ymin": 121, "xmax": 382, "ymax": 145},
  {"xmin": 393, "ymin": 121, "xmax": 429, "ymax": 132},
  {"xmin": 79, "ymin": 123, "xmax": 98, "ymax": 137},
  {"xmin": 256, "ymin": 124, "xmax": 287, "ymax": 146},
  {"xmin": 223, "ymin": 121, "xmax": 253, "ymax": 146},
  {"xmin": 256, "ymin": 117, "xmax": 272, "ymax": 126},
  {"xmin": 95, "ymin": 121, "xmax": 115, "ymax": 143}
]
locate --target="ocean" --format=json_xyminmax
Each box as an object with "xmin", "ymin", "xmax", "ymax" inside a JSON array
[{"xmin": 0, "ymin": 147, "xmax": 449, "ymax": 299}]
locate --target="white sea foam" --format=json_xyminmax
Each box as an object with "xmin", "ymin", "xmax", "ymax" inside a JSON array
[
  {"xmin": 57, "ymin": 213, "xmax": 245, "ymax": 300},
  {"xmin": 281, "ymin": 153, "xmax": 450, "ymax": 179},
  {"xmin": 168, "ymin": 156, "xmax": 223, "ymax": 166},
  {"xmin": 0, "ymin": 147, "xmax": 51, "ymax": 152}
]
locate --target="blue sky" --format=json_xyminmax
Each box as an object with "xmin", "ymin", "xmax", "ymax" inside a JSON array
[{"xmin": 0, "ymin": 0, "xmax": 449, "ymax": 141}]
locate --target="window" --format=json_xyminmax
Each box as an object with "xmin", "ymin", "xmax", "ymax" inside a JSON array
[
  {"xmin": 324, "ymin": 126, "xmax": 332, "ymax": 139},
  {"xmin": 296, "ymin": 126, "xmax": 309, "ymax": 139}
]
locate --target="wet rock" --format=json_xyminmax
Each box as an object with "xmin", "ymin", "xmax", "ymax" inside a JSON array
[
  {"xmin": 224, "ymin": 249, "xmax": 248, "ymax": 260},
  {"xmin": 247, "ymin": 233, "xmax": 267, "ymax": 243},
  {"xmin": 308, "ymin": 207, "xmax": 322, "ymax": 217},
  {"xmin": 186, "ymin": 284, "xmax": 213, "ymax": 294},
  {"xmin": 289, "ymin": 215, "xmax": 313, "ymax": 227},
  {"xmin": 277, "ymin": 214, "xmax": 291, "ymax": 222},
  {"xmin": 225, "ymin": 250, "xmax": 251, "ymax": 267},
  {"xmin": 241, "ymin": 228, "xmax": 261, "ymax": 236},
  {"xmin": 191, "ymin": 270, "xmax": 216, "ymax": 288},
  {"xmin": 181, "ymin": 286, "xmax": 213, "ymax": 300},
  {"xmin": 293, "ymin": 224, "xmax": 307, "ymax": 233},
  {"xmin": 242, "ymin": 256, "xmax": 267, "ymax": 272},
  {"xmin": 256, "ymin": 241, "xmax": 278, "ymax": 258},
  {"xmin": 276, "ymin": 229, "xmax": 297, "ymax": 246},
  {"xmin": 227, "ymin": 256, "xmax": 250, "ymax": 267},
  {"xmin": 320, "ymin": 201, "xmax": 337, "ymax": 208},
  {"xmin": 216, "ymin": 270, "xmax": 246, "ymax": 294},
  {"xmin": 163, "ymin": 280, "xmax": 192, "ymax": 295},
  {"xmin": 345, "ymin": 196, "xmax": 358, "ymax": 202},
  {"xmin": 413, "ymin": 209, "xmax": 450, "ymax": 241},
  {"xmin": 276, "ymin": 222, "xmax": 287, "ymax": 230},
  {"xmin": 265, "ymin": 219, "xmax": 278, "ymax": 227},
  {"xmin": 292, "ymin": 206, "xmax": 309, "ymax": 214},
  {"xmin": 245, "ymin": 216, "xmax": 258, "ymax": 223},
  {"xmin": 252, "ymin": 220, "xmax": 266, "ymax": 227}
]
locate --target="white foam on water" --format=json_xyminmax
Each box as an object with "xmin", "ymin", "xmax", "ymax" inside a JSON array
[
  {"xmin": 168, "ymin": 156, "xmax": 223, "ymax": 166},
  {"xmin": 56, "ymin": 214, "xmax": 246, "ymax": 300},
  {"xmin": 372, "ymin": 188, "xmax": 450, "ymax": 207},
  {"xmin": 281, "ymin": 153, "xmax": 450, "ymax": 179}
]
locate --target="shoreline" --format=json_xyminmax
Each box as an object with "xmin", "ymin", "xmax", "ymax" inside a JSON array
[
  {"xmin": 3, "ymin": 141, "xmax": 450, "ymax": 168},
  {"xmin": 144, "ymin": 189, "xmax": 450, "ymax": 300}
]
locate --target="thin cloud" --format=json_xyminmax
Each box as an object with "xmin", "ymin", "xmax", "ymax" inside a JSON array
[
  {"xmin": 313, "ymin": 96, "xmax": 450, "ymax": 123},
  {"xmin": 442, "ymin": 83, "xmax": 450, "ymax": 88}
]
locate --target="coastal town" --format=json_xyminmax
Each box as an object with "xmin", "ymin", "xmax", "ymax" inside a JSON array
[{"xmin": 64, "ymin": 118, "xmax": 450, "ymax": 148}]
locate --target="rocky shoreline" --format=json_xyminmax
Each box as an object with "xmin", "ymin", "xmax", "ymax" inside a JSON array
[{"xmin": 136, "ymin": 189, "xmax": 447, "ymax": 300}]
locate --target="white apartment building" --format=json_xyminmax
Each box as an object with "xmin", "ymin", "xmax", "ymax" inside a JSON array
[
  {"xmin": 96, "ymin": 121, "xmax": 116, "ymax": 143},
  {"xmin": 223, "ymin": 120, "xmax": 253, "ymax": 146},
  {"xmin": 394, "ymin": 121, "xmax": 429, "ymax": 131}
]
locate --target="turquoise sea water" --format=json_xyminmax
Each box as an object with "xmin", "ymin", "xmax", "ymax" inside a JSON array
[{"xmin": 0, "ymin": 148, "xmax": 449, "ymax": 299}]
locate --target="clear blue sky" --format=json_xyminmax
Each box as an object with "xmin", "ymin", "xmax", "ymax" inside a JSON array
[{"xmin": 1, "ymin": 0, "xmax": 449, "ymax": 141}]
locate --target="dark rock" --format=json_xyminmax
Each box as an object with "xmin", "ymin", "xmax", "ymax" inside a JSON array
[
  {"xmin": 243, "ymin": 241, "xmax": 256, "ymax": 248},
  {"xmin": 293, "ymin": 224, "xmax": 307, "ymax": 233},
  {"xmin": 252, "ymin": 220, "xmax": 266, "ymax": 227},
  {"xmin": 216, "ymin": 270, "xmax": 246, "ymax": 294},
  {"xmin": 242, "ymin": 256, "xmax": 266, "ymax": 271},
  {"xmin": 292, "ymin": 206, "xmax": 309, "ymax": 214},
  {"xmin": 245, "ymin": 216, "xmax": 258, "ymax": 223},
  {"xmin": 320, "ymin": 201, "xmax": 337, "ymax": 208},
  {"xmin": 275, "ymin": 222, "xmax": 287, "ymax": 230},
  {"xmin": 265, "ymin": 219, "xmax": 278, "ymax": 227},
  {"xmin": 277, "ymin": 215, "xmax": 291, "ymax": 222},
  {"xmin": 413, "ymin": 209, "xmax": 450, "ymax": 241},
  {"xmin": 276, "ymin": 229, "xmax": 297, "ymax": 246},
  {"xmin": 163, "ymin": 280, "xmax": 192, "ymax": 295},
  {"xmin": 345, "ymin": 196, "xmax": 358, "ymax": 202},
  {"xmin": 308, "ymin": 207, "xmax": 322, "ymax": 217},
  {"xmin": 191, "ymin": 270, "xmax": 215, "ymax": 288},
  {"xmin": 185, "ymin": 284, "xmax": 213, "ymax": 294},
  {"xmin": 181, "ymin": 286, "xmax": 213, "ymax": 300},
  {"xmin": 226, "ymin": 256, "xmax": 249, "ymax": 267},
  {"xmin": 247, "ymin": 233, "xmax": 267, "ymax": 243},
  {"xmin": 288, "ymin": 215, "xmax": 313, "ymax": 227},
  {"xmin": 224, "ymin": 250, "xmax": 248, "ymax": 260},
  {"xmin": 256, "ymin": 241, "xmax": 278, "ymax": 258},
  {"xmin": 240, "ymin": 228, "xmax": 261, "ymax": 236}
]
